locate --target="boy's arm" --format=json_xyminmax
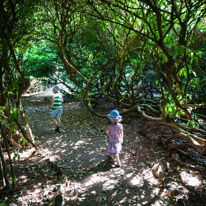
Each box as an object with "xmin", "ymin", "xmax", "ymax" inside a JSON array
[
  {"xmin": 51, "ymin": 96, "xmax": 54, "ymax": 107},
  {"xmin": 106, "ymin": 130, "xmax": 110, "ymax": 135}
]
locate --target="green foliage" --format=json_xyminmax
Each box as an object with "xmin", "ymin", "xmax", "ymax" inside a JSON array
[
  {"xmin": 24, "ymin": 41, "xmax": 61, "ymax": 79},
  {"xmin": 2, "ymin": 0, "xmax": 206, "ymax": 119},
  {"xmin": 13, "ymin": 149, "xmax": 20, "ymax": 163},
  {"xmin": 9, "ymin": 109, "xmax": 20, "ymax": 121},
  {"xmin": 186, "ymin": 120, "xmax": 199, "ymax": 128}
]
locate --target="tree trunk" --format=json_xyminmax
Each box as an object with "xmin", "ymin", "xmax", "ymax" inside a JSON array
[
  {"xmin": 0, "ymin": 123, "xmax": 15, "ymax": 189},
  {"xmin": 15, "ymin": 120, "xmax": 38, "ymax": 150},
  {"xmin": 20, "ymin": 100, "xmax": 34, "ymax": 144},
  {"xmin": 0, "ymin": 125, "xmax": 10, "ymax": 189},
  {"xmin": 0, "ymin": 159, "xmax": 4, "ymax": 188}
]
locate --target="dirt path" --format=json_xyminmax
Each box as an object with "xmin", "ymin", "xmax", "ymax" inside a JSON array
[{"xmin": 2, "ymin": 95, "xmax": 206, "ymax": 206}]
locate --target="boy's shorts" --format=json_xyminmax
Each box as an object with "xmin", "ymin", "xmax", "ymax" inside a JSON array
[{"xmin": 51, "ymin": 109, "xmax": 62, "ymax": 119}]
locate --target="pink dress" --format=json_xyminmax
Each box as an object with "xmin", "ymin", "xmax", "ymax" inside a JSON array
[{"xmin": 107, "ymin": 123, "xmax": 123, "ymax": 156}]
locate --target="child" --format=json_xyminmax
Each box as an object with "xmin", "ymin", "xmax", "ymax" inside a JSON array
[
  {"xmin": 51, "ymin": 85, "xmax": 63, "ymax": 133},
  {"xmin": 106, "ymin": 110, "xmax": 124, "ymax": 167}
]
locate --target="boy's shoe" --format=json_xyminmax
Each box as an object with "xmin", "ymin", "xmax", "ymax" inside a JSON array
[{"xmin": 55, "ymin": 126, "xmax": 60, "ymax": 133}]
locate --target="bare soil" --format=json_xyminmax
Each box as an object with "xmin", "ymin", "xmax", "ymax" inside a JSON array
[{"xmin": 1, "ymin": 94, "xmax": 206, "ymax": 206}]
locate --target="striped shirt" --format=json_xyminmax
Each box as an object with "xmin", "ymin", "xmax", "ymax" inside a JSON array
[{"xmin": 52, "ymin": 93, "xmax": 63, "ymax": 110}]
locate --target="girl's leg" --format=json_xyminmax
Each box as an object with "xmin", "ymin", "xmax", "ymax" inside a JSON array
[{"xmin": 115, "ymin": 154, "xmax": 121, "ymax": 167}]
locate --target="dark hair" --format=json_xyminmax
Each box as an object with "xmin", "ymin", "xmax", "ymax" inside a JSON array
[{"xmin": 114, "ymin": 119, "xmax": 118, "ymax": 125}]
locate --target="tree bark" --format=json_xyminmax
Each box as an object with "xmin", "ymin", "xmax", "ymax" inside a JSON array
[
  {"xmin": 0, "ymin": 123, "xmax": 15, "ymax": 189},
  {"xmin": 20, "ymin": 100, "xmax": 34, "ymax": 144},
  {"xmin": 0, "ymin": 123, "xmax": 10, "ymax": 189},
  {"xmin": 0, "ymin": 156, "xmax": 5, "ymax": 188}
]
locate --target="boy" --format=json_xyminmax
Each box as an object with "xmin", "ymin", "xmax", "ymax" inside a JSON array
[{"xmin": 51, "ymin": 85, "xmax": 63, "ymax": 133}]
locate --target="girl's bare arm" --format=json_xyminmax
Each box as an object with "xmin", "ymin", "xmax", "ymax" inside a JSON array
[{"xmin": 120, "ymin": 130, "xmax": 124, "ymax": 143}]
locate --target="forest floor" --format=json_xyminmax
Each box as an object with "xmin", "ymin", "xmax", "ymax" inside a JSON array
[{"xmin": 1, "ymin": 93, "xmax": 206, "ymax": 206}]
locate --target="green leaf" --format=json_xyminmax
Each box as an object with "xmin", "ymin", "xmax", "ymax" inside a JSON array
[
  {"xmin": 192, "ymin": 71, "xmax": 197, "ymax": 77},
  {"xmin": 9, "ymin": 109, "xmax": 20, "ymax": 121},
  {"xmin": 198, "ymin": 51, "xmax": 202, "ymax": 58},
  {"xmin": 155, "ymin": 80, "xmax": 158, "ymax": 86},
  {"xmin": 169, "ymin": 41, "xmax": 173, "ymax": 49},
  {"xmin": 22, "ymin": 138, "xmax": 26, "ymax": 146},
  {"xmin": 176, "ymin": 111, "xmax": 181, "ymax": 118},
  {"xmin": 12, "ymin": 176, "xmax": 16, "ymax": 183},
  {"xmin": 183, "ymin": 70, "xmax": 187, "ymax": 77},
  {"xmin": 168, "ymin": 106, "xmax": 173, "ymax": 112},
  {"xmin": 186, "ymin": 121, "xmax": 190, "ymax": 127}
]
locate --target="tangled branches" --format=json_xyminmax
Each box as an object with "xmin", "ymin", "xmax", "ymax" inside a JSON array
[{"xmin": 137, "ymin": 105, "xmax": 206, "ymax": 160}]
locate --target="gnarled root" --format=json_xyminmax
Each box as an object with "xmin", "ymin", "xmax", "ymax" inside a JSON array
[{"xmin": 137, "ymin": 107, "xmax": 206, "ymax": 159}]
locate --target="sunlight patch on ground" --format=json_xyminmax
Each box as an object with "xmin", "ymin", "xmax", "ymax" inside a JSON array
[
  {"xmin": 167, "ymin": 181, "xmax": 189, "ymax": 200},
  {"xmin": 119, "ymin": 196, "xmax": 127, "ymax": 204},
  {"xmin": 71, "ymin": 140, "xmax": 91, "ymax": 149},
  {"xmin": 127, "ymin": 167, "xmax": 160, "ymax": 188},
  {"xmin": 48, "ymin": 155, "xmax": 60, "ymax": 162},
  {"xmin": 18, "ymin": 175, "xmax": 29, "ymax": 184},
  {"xmin": 142, "ymin": 168, "xmax": 160, "ymax": 185},
  {"xmin": 111, "ymin": 168, "xmax": 125, "ymax": 176},
  {"xmin": 5, "ymin": 148, "xmax": 36, "ymax": 161},
  {"xmin": 38, "ymin": 148, "xmax": 60, "ymax": 162},
  {"xmin": 129, "ymin": 175, "xmax": 144, "ymax": 187},
  {"xmin": 151, "ymin": 200, "xmax": 162, "ymax": 206},
  {"xmin": 34, "ymin": 188, "xmax": 41, "ymax": 194},
  {"xmin": 19, "ymin": 179, "xmax": 84, "ymax": 205},
  {"xmin": 180, "ymin": 171, "xmax": 202, "ymax": 187},
  {"xmin": 60, "ymin": 149, "xmax": 67, "ymax": 153},
  {"xmin": 17, "ymin": 189, "xmax": 44, "ymax": 205},
  {"xmin": 75, "ymin": 140, "xmax": 86, "ymax": 146},
  {"xmin": 54, "ymin": 140, "xmax": 67, "ymax": 147},
  {"xmin": 84, "ymin": 174, "xmax": 108, "ymax": 187},
  {"xmin": 168, "ymin": 181, "xmax": 179, "ymax": 191},
  {"xmin": 88, "ymin": 151, "xmax": 97, "ymax": 155},
  {"xmin": 102, "ymin": 179, "xmax": 119, "ymax": 190},
  {"xmin": 81, "ymin": 169, "xmax": 125, "ymax": 192},
  {"xmin": 125, "ymin": 172, "xmax": 134, "ymax": 178},
  {"xmin": 16, "ymin": 181, "xmax": 71, "ymax": 205},
  {"xmin": 152, "ymin": 187, "xmax": 160, "ymax": 196}
]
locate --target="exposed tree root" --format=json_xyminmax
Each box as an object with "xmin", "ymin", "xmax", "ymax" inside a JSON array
[
  {"xmin": 8, "ymin": 133, "xmax": 22, "ymax": 150},
  {"xmin": 137, "ymin": 106, "xmax": 206, "ymax": 159}
]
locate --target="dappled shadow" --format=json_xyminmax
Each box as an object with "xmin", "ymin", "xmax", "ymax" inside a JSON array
[
  {"xmin": 2, "ymin": 95, "xmax": 206, "ymax": 206},
  {"xmin": 83, "ymin": 158, "xmax": 114, "ymax": 174},
  {"xmin": 176, "ymin": 191, "xmax": 206, "ymax": 206},
  {"xmin": 64, "ymin": 165, "xmax": 163, "ymax": 206}
]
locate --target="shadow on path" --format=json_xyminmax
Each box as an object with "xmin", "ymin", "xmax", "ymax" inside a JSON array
[{"xmin": 2, "ymin": 95, "xmax": 205, "ymax": 206}]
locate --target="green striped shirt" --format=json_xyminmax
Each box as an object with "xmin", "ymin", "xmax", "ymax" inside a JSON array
[{"xmin": 52, "ymin": 93, "xmax": 63, "ymax": 110}]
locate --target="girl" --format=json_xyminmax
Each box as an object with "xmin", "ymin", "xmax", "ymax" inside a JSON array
[{"xmin": 106, "ymin": 110, "xmax": 124, "ymax": 167}]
